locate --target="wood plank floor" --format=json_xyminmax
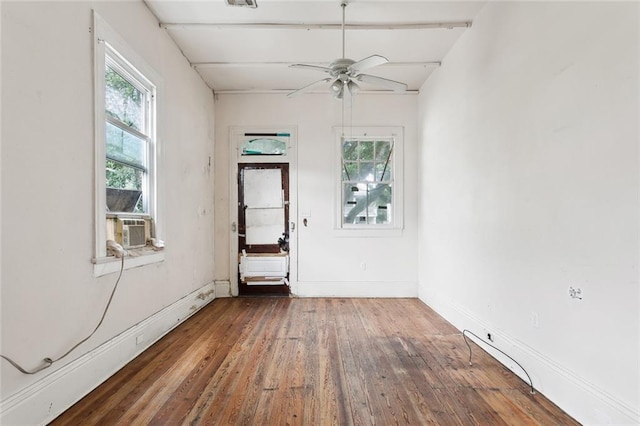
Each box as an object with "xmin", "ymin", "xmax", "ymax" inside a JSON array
[{"xmin": 50, "ymin": 298, "xmax": 578, "ymax": 425}]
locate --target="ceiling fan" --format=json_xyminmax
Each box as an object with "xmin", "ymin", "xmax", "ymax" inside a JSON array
[{"xmin": 288, "ymin": 0, "xmax": 407, "ymax": 101}]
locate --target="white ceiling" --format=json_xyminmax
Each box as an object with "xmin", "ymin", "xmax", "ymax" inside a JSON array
[{"xmin": 145, "ymin": 0, "xmax": 487, "ymax": 94}]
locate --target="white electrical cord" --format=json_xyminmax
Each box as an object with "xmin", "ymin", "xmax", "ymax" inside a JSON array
[
  {"xmin": 462, "ymin": 329, "xmax": 535, "ymax": 395},
  {"xmin": 0, "ymin": 255, "xmax": 125, "ymax": 375}
]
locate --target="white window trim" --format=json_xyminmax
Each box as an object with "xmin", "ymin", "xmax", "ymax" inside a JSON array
[
  {"xmin": 334, "ymin": 126, "xmax": 404, "ymax": 237},
  {"xmin": 92, "ymin": 11, "xmax": 164, "ymax": 276}
]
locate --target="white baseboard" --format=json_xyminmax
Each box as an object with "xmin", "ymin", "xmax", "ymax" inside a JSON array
[
  {"xmin": 214, "ymin": 280, "xmax": 231, "ymax": 298},
  {"xmin": 0, "ymin": 282, "xmax": 216, "ymax": 425},
  {"xmin": 294, "ymin": 281, "xmax": 417, "ymax": 298},
  {"xmin": 419, "ymin": 290, "xmax": 639, "ymax": 425}
]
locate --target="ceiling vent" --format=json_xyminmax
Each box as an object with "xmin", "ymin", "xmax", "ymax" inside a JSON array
[{"xmin": 225, "ymin": 0, "xmax": 257, "ymax": 8}]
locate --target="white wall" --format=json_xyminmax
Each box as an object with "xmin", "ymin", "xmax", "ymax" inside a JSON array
[
  {"xmin": 214, "ymin": 93, "xmax": 418, "ymax": 297},
  {"xmin": 418, "ymin": 2, "xmax": 639, "ymax": 424},
  {"xmin": 1, "ymin": 1, "xmax": 215, "ymax": 423}
]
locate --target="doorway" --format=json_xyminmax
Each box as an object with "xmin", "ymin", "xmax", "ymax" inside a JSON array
[
  {"xmin": 237, "ymin": 163, "xmax": 290, "ymax": 295},
  {"xmin": 229, "ymin": 128, "xmax": 297, "ymax": 297}
]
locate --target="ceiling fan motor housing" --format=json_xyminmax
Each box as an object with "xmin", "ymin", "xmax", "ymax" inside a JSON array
[{"xmin": 329, "ymin": 58, "xmax": 356, "ymax": 77}]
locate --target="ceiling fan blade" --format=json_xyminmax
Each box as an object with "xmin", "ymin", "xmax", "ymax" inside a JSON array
[
  {"xmin": 349, "ymin": 55, "xmax": 389, "ymax": 74},
  {"xmin": 355, "ymin": 74, "xmax": 407, "ymax": 92},
  {"xmin": 287, "ymin": 77, "xmax": 332, "ymax": 98},
  {"xmin": 289, "ymin": 63, "xmax": 332, "ymax": 74}
]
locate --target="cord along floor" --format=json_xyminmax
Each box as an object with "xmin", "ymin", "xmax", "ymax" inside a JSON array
[{"xmin": 50, "ymin": 297, "xmax": 578, "ymax": 425}]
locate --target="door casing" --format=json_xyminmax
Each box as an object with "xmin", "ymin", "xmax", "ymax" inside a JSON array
[{"xmin": 228, "ymin": 126, "xmax": 297, "ymax": 296}]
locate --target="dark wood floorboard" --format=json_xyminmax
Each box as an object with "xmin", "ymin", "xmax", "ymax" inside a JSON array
[{"xmin": 50, "ymin": 298, "xmax": 579, "ymax": 425}]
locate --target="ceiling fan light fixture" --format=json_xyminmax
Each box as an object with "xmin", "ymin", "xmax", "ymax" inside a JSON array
[
  {"xmin": 347, "ymin": 80, "xmax": 359, "ymax": 95},
  {"xmin": 330, "ymin": 79, "xmax": 343, "ymax": 94},
  {"xmin": 224, "ymin": 0, "xmax": 257, "ymax": 8}
]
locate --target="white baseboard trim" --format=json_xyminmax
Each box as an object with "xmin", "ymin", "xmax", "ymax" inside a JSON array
[
  {"xmin": 214, "ymin": 280, "xmax": 231, "ymax": 298},
  {"xmin": 294, "ymin": 281, "xmax": 417, "ymax": 298},
  {"xmin": 0, "ymin": 282, "xmax": 216, "ymax": 425},
  {"xmin": 419, "ymin": 290, "xmax": 639, "ymax": 425}
]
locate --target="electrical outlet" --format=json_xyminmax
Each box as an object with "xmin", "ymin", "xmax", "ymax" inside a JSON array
[{"xmin": 360, "ymin": 262, "xmax": 367, "ymax": 271}]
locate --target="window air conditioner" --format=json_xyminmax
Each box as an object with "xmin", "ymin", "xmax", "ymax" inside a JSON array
[{"xmin": 115, "ymin": 218, "xmax": 147, "ymax": 249}]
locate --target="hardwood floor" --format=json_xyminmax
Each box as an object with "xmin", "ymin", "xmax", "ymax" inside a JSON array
[{"xmin": 50, "ymin": 298, "xmax": 578, "ymax": 425}]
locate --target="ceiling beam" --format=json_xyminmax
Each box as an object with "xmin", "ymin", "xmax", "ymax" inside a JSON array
[
  {"xmin": 161, "ymin": 21, "xmax": 471, "ymax": 31},
  {"xmin": 213, "ymin": 89, "xmax": 420, "ymax": 95},
  {"xmin": 192, "ymin": 61, "xmax": 441, "ymax": 69}
]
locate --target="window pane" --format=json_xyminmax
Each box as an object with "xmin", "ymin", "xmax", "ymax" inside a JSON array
[
  {"xmin": 375, "ymin": 140, "xmax": 391, "ymax": 161},
  {"xmin": 241, "ymin": 138, "xmax": 287, "ymax": 156},
  {"xmin": 343, "ymin": 183, "xmax": 367, "ymax": 225},
  {"xmin": 342, "ymin": 161, "xmax": 357, "ymax": 181},
  {"xmin": 358, "ymin": 141, "xmax": 374, "ymax": 161},
  {"xmin": 367, "ymin": 183, "xmax": 392, "ymax": 224},
  {"xmin": 105, "ymin": 65, "xmax": 144, "ymax": 131},
  {"xmin": 375, "ymin": 161, "xmax": 392, "ymax": 182},
  {"xmin": 106, "ymin": 160, "xmax": 144, "ymax": 213},
  {"xmin": 106, "ymin": 159, "xmax": 142, "ymax": 190},
  {"xmin": 342, "ymin": 183, "xmax": 392, "ymax": 225},
  {"xmin": 359, "ymin": 162, "xmax": 374, "ymax": 181},
  {"xmin": 106, "ymin": 122, "xmax": 145, "ymax": 169},
  {"xmin": 343, "ymin": 140, "xmax": 358, "ymax": 161}
]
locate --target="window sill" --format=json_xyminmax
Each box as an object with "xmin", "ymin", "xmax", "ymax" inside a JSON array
[{"xmin": 93, "ymin": 247, "xmax": 165, "ymax": 277}]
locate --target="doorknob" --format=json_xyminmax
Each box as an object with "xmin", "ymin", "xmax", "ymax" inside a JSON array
[{"xmin": 231, "ymin": 222, "xmax": 237, "ymax": 232}]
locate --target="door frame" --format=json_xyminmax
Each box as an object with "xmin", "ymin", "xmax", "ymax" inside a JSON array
[{"xmin": 228, "ymin": 126, "xmax": 298, "ymax": 296}]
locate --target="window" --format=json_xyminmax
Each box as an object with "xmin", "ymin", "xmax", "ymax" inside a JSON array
[
  {"xmin": 104, "ymin": 49, "xmax": 154, "ymax": 215},
  {"xmin": 337, "ymin": 127, "xmax": 403, "ymax": 233},
  {"xmin": 342, "ymin": 139, "xmax": 393, "ymax": 225},
  {"xmin": 240, "ymin": 135, "xmax": 288, "ymax": 156},
  {"xmin": 93, "ymin": 12, "xmax": 162, "ymax": 274}
]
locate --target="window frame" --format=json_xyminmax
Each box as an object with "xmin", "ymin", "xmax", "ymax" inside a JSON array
[
  {"xmin": 334, "ymin": 126, "xmax": 404, "ymax": 237},
  {"xmin": 104, "ymin": 46, "xmax": 153, "ymax": 216},
  {"xmin": 93, "ymin": 11, "xmax": 163, "ymax": 275}
]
